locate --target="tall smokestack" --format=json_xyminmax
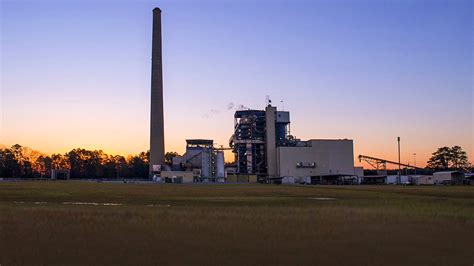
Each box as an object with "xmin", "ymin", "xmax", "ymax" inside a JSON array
[{"xmin": 150, "ymin": 7, "xmax": 165, "ymax": 176}]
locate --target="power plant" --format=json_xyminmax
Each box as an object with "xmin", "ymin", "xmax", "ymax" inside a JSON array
[
  {"xmin": 148, "ymin": 7, "xmax": 357, "ymax": 183},
  {"xmin": 229, "ymin": 104, "xmax": 355, "ymax": 183},
  {"xmin": 147, "ymin": 7, "xmax": 452, "ymax": 185}
]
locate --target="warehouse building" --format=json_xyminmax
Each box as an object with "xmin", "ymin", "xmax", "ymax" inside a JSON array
[
  {"xmin": 433, "ymin": 171, "xmax": 465, "ymax": 185},
  {"xmin": 230, "ymin": 104, "xmax": 355, "ymax": 183}
]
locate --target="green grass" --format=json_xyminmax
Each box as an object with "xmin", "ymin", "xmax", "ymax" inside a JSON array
[{"xmin": 1, "ymin": 182, "xmax": 473, "ymax": 265}]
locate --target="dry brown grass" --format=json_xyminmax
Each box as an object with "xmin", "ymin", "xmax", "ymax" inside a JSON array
[{"xmin": 1, "ymin": 182, "xmax": 473, "ymax": 265}]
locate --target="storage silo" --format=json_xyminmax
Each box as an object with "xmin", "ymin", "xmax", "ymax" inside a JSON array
[{"xmin": 216, "ymin": 151, "xmax": 225, "ymax": 180}]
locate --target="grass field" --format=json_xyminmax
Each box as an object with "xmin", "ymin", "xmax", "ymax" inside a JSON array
[{"xmin": 1, "ymin": 182, "xmax": 473, "ymax": 266}]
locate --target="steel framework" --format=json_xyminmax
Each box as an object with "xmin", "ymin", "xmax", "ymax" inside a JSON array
[{"xmin": 358, "ymin": 155, "xmax": 424, "ymax": 170}]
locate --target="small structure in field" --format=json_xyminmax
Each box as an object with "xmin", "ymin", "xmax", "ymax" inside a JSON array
[
  {"xmin": 51, "ymin": 169, "xmax": 70, "ymax": 180},
  {"xmin": 414, "ymin": 175, "xmax": 434, "ymax": 185},
  {"xmin": 433, "ymin": 171, "xmax": 465, "ymax": 185},
  {"xmin": 160, "ymin": 171, "xmax": 197, "ymax": 183},
  {"xmin": 465, "ymin": 173, "xmax": 474, "ymax": 185},
  {"xmin": 386, "ymin": 175, "xmax": 410, "ymax": 185}
]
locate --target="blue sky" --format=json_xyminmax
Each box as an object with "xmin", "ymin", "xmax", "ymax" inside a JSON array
[{"xmin": 1, "ymin": 0, "xmax": 472, "ymax": 165}]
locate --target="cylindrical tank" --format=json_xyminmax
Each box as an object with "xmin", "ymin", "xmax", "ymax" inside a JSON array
[{"xmin": 216, "ymin": 151, "xmax": 225, "ymax": 178}]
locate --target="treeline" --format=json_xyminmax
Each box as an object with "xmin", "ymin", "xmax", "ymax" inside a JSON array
[
  {"xmin": 427, "ymin": 146, "xmax": 470, "ymax": 171},
  {"xmin": 0, "ymin": 144, "xmax": 150, "ymax": 179}
]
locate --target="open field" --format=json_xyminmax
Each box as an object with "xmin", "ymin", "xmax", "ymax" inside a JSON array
[{"xmin": 1, "ymin": 182, "xmax": 473, "ymax": 266}]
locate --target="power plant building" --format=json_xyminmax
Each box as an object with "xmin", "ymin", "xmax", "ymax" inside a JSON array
[
  {"xmin": 277, "ymin": 139, "xmax": 355, "ymax": 178},
  {"xmin": 148, "ymin": 7, "xmax": 355, "ymax": 183},
  {"xmin": 171, "ymin": 139, "xmax": 226, "ymax": 182},
  {"xmin": 230, "ymin": 104, "xmax": 355, "ymax": 183}
]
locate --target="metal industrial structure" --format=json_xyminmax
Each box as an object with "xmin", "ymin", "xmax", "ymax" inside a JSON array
[
  {"xmin": 149, "ymin": 7, "xmax": 165, "ymax": 177},
  {"xmin": 357, "ymin": 154, "xmax": 427, "ymax": 184},
  {"xmin": 230, "ymin": 104, "xmax": 356, "ymax": 183},
  {"xmin": 170, "ymin": 139, "xmax": 226, "ymax": 182},
  {"xmin": 51, "ymin": 169, "xmax": 70, "ymax": 180},
  {"xmin": 358, "ymin": 154, "xmax": 423, "ymax": 175},
  {"xmin": 230, "ymin": 107, "xmax": 290, "ymax": 176}
]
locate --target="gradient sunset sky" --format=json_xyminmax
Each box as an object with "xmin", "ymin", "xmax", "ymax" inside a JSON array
[{"xmin": 1, "ymin": 0, "xmax": 473, "ymax": 167}]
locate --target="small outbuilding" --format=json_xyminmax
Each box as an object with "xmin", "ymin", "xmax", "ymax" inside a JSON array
[
  {"xmin": 386, "ymin": 175, "xmax": 410, "ymax": 185},
  {"xmin": 51, "ymin": 169, "xmax": 70, "ymax": 180},
  {"xmin": 433, "ymin": 171, "xmax": 465, "ymax": 185},
  {"xmin": 161, "ymin": 171, "xmax": 195, "ymax": 183},
  {"xmin": 416, "ymin": 175, "xmax": 435, "ymax": 185},
  {"xmin": 465, "ymin": 173, "xmax": 474, "ymax": 185}
]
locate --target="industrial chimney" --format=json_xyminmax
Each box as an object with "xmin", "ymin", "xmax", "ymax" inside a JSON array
[{"xmin": 149, "ymin": 7, "xmax": 165, "ymax": 177}]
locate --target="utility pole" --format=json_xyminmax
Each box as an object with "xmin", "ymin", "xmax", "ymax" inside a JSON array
[
  {"xmin": 397, "ymin": 137, "xmax": 401, "ymax": 184},
  {"xmin": 413, "ymin": 153, "xmax": 417, "ymax": 175}
]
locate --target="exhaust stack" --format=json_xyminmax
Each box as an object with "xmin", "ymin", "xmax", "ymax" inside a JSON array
[{"xmin": 150, "ymin": 7, "xmax": 165, "ymax": 176}]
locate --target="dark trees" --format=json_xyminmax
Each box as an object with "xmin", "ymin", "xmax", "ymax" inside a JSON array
[
  {"xmin": 0, "ymin": 144, "xmax": 160, "ymax": 179},
  {"xmin": 427, "ymin": 146, "xmax": 468, "ymax": 171}
]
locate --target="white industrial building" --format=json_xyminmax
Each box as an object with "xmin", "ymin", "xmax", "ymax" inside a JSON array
[
  {"xmin": 168, "ymin": 139, "xmax": 225, "ymax": 183},
  {"xmin": 277, "ymin": 139, "xmax": 355, "ymax": 179},
  {"xmin": 432, "ymin": 171, "xmax": 465, "ymax": 185},
  {"xmin": 386, "ymin": 175, "xmax": 410, "ymax": 185}
]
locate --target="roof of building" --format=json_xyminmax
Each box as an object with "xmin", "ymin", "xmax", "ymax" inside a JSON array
[
  {"xmin": 186, "ymin": 139, "xmax": 213, "ymax": 145},
  {"xmin": 433, "ymin": 171, "xmax": 464, "ymax": 174}
]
